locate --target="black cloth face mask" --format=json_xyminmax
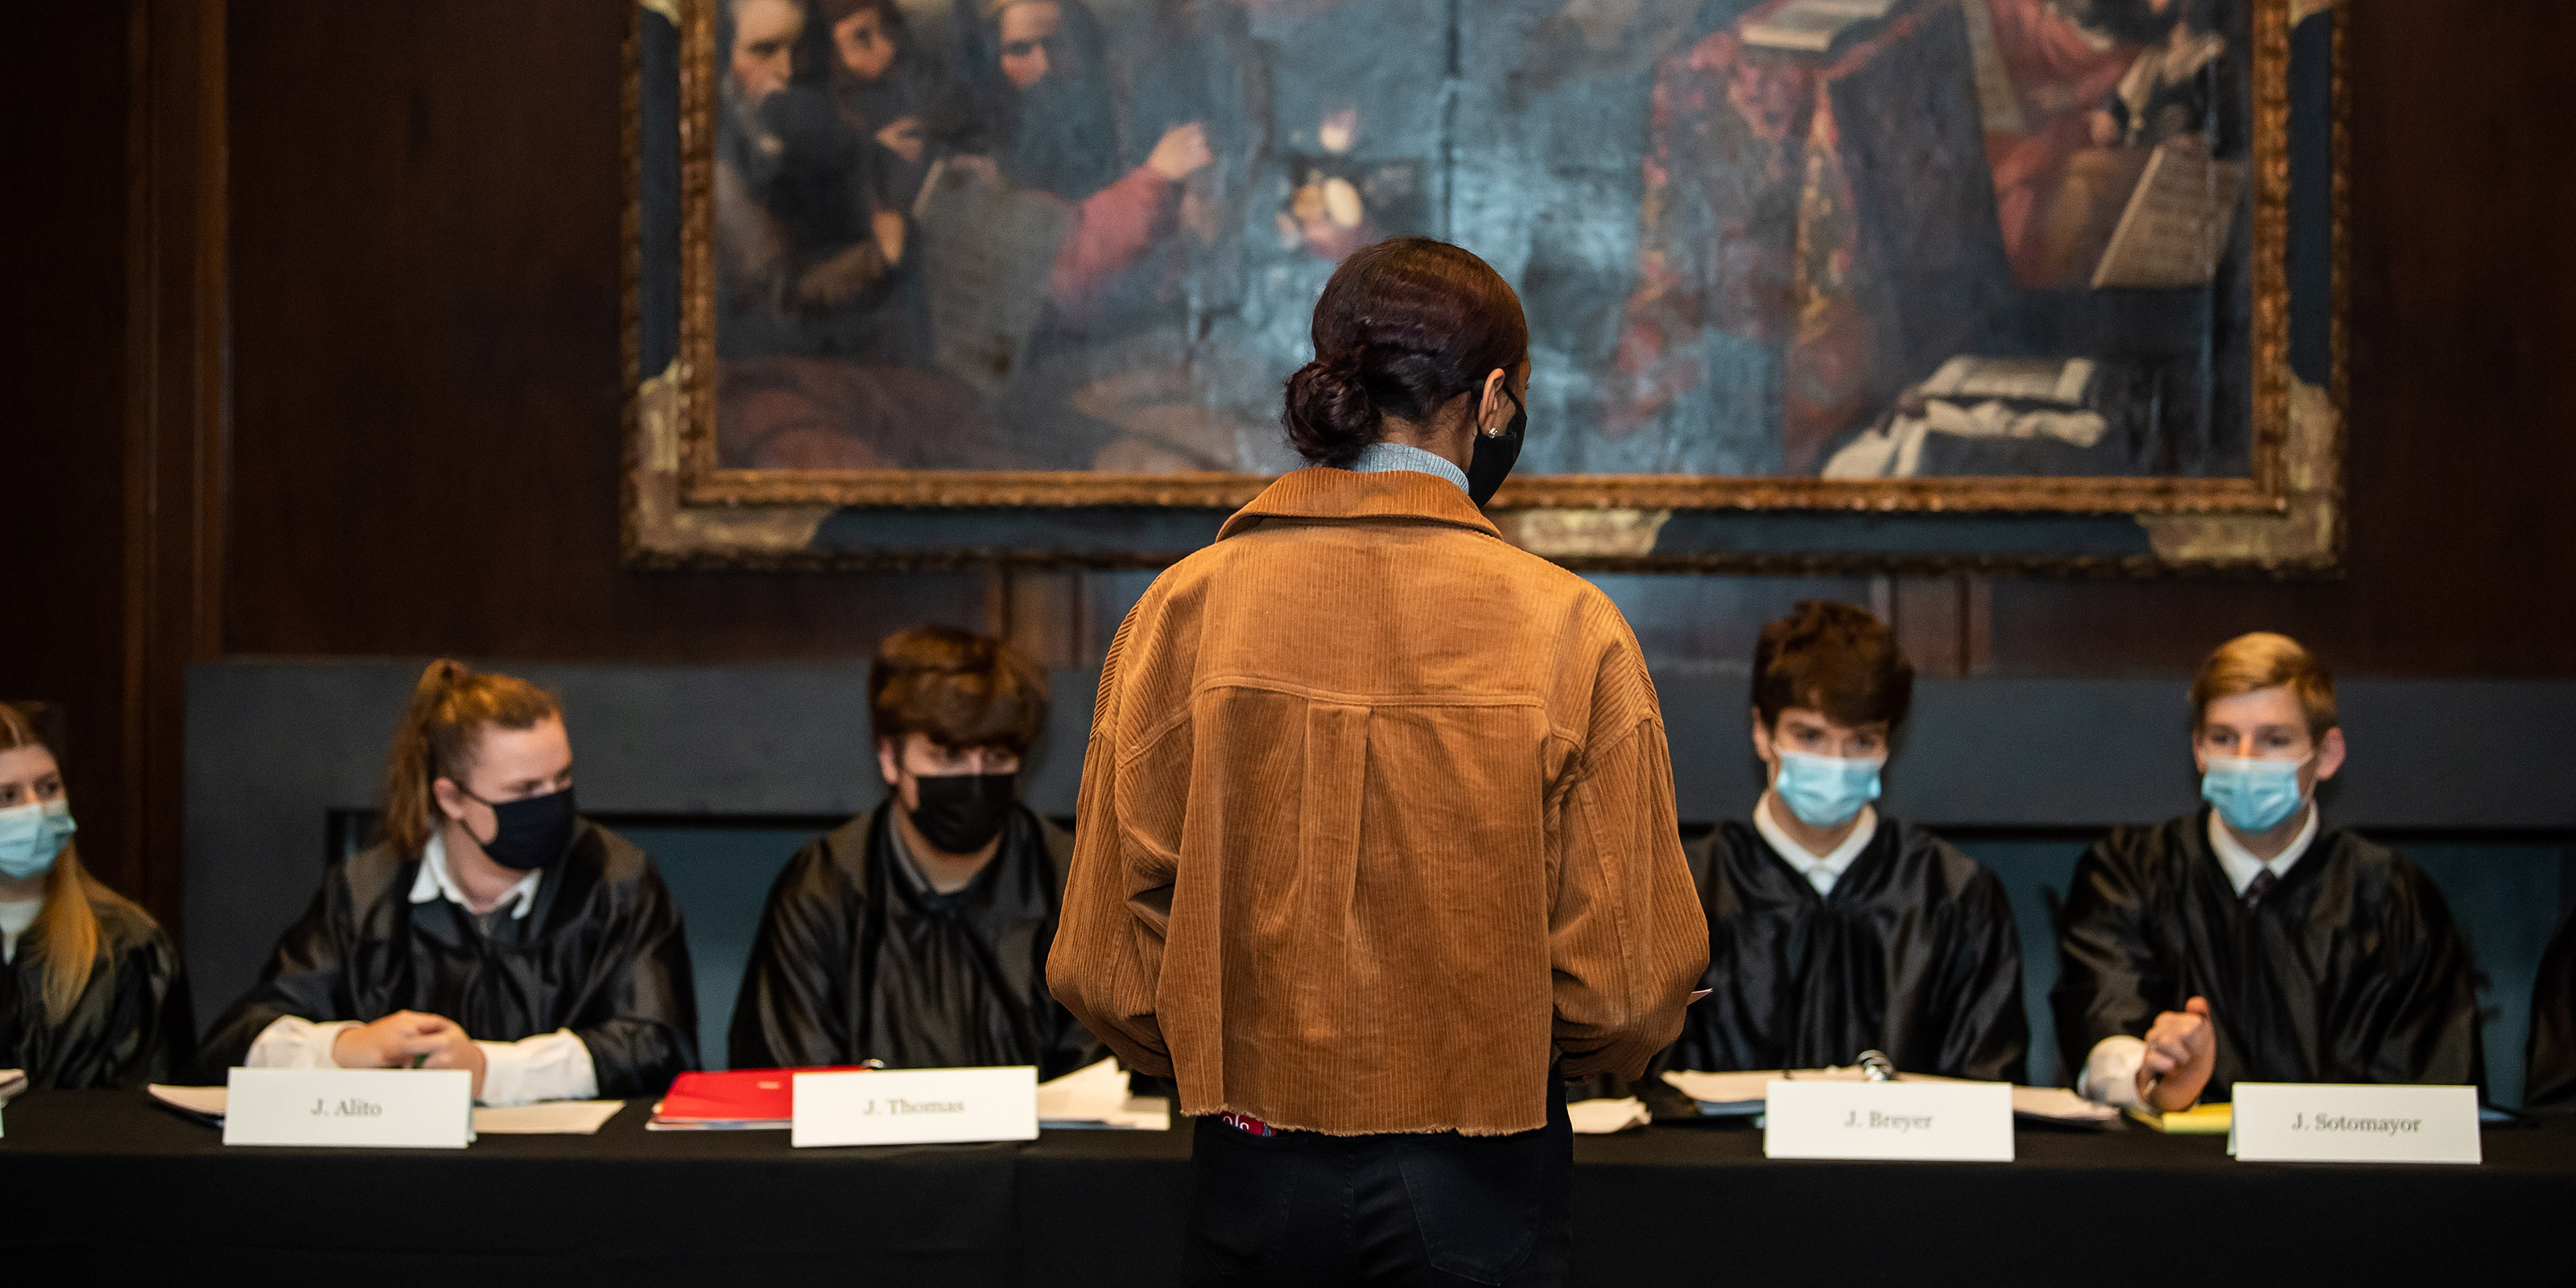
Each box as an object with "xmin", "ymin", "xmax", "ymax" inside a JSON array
[
  {"xmin": 465, "ymin": 786, "xmax": 580, "ymax": 873},
  {"xmin": 1466, "ymin": 382, "xmax": 1528, "ymax": 507},
  {"xmin": 909, "ymin": 773, "xmax": 1017, "ymax": 854}
]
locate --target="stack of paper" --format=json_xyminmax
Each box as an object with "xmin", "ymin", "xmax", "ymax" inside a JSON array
[
  {"xmin": 1035, "ymin": 1057, "xmax": 1171, "ymax": 1131},
  {"xmin": 1662, "ymin": 1069, "xmax": 2124, "ymax": 1129},
  {"xmin": 1568, "ymin": 1096, "xmax": 1653, "ymax": 1135},
  {"xmin": 147, "ymin": 1083, "xmax": 627, "ymax": 1135}
]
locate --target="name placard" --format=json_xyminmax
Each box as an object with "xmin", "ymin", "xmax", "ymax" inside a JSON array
[
  {"xmin": 2229, "ymin": 1083, "xmax": 2480, "ymax": 1165},
  {"xmin": 792, "ymin": 1066, "xmax": 1039, "ymax": 1148},
  {"xmin": 1764, "ymin": 1079, "xmax": 2014, "ymax": 1162},
  {"xmin": 223, "ymin": 1067, "xmax": 474, "ymax": 1149}
]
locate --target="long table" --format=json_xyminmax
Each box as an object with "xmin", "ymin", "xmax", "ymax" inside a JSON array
[{"xmin": 4, "ymin": 1091, "xmax": 2567, "ymax": 1285}]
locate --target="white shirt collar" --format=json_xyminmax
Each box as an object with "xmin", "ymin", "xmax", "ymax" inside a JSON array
[
  {"xmin": 411, "ymin": 828, "xmax": 542, "ymax": 919},
  {"xmin": 1348, "ymin": 440, "xmax": 1470, "ymax": 494},
  {"xmin": 1752, "ymin": 792, "xmax": 1879, "ymax": 896},
  {"xmin": 2205, "ymin": 802, "xmax": 2319, "ymax": 896}
]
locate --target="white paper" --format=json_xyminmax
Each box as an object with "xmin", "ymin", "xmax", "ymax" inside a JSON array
[
  {"xmin": 473, "ymin": 1099, "xmax": 627, "ymax": 1135},
  {"xmin": 2010, "ymin": 1085, "xmax": 2121, "ymax": 1125},
  {"xmin": 1662, "ymin": 1068, "xmax": 1781, "ymax": 1110},
  {"xmin": 1569, "ymin": 1096, "xmax": 1652, "ymax": 1135},
  {"xmin": 1035, "ymin": 1057, "xmax": 1170, "ymax": 1131},
  {"xmin": 1764, "ymin": 1079, "xmax": 2014, "ymax": 1162},
  {"xmin": 2229, "ymin": 1084, "xmax": 2481, "ymax": 1165},
  {"xmin": 148, "ymin": 1084, "xmax": 229, "ymax": 1118},
  {"xmin": 793, "ymin": 1066, "xmax": 1040, "ymax": 1148},
  {"xmin": 223, "ymin": 1067, "xmax": 475, "ymax": 1149}
]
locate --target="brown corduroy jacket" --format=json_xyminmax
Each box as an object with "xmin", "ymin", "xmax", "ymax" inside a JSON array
[{"xmin": 1048, "ymin": 468, "xmax": 1707, "ymax": 1135}]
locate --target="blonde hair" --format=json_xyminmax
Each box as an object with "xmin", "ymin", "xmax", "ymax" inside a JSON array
[
  {"xmin": 2190, "ymin": 632, "xmax": 2338, "ymax": 737},
  {"xmin": 1, "ymin": 704, "xmax": 142, "ymax": 1024},
  {"xmin": 380, "ymin": 661, "xmax": 563, "ymax": 859}
]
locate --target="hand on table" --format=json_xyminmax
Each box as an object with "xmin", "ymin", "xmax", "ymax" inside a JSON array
[
  {"xmin": 332, "ymin": 1010, "xmax": 489, "ymax": 1100},
  {"xmin": 2136, "ymin": 996, "xmax": 2216, "ymax": 1113}
]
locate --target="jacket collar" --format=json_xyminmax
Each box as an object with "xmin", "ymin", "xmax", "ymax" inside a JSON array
[{"xmin": 1218, "ymin": 467, "xmax": 1503, "ymax": 542}]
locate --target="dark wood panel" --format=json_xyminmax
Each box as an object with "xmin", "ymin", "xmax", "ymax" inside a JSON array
[
  {"xmin": 1986, "ymin": 0, "xmax": 2576, "ymax": 677},
  {"xmin": 0, "ymin": 2, "xmax": 135, "ymax": 902},
  {"xmin": 222, "ymin": 0, "xmax": 989, "ymax": 662}
]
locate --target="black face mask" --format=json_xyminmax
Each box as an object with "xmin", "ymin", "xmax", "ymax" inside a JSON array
[
  {"xmin": 909, "ymin": 773, "xmax": 1017, "ymax": 855},
  {"xmin": 467, "ymin": 786, "xmax": 580, "ymax": 873},
  {"xmin": 1467, "ymin": 384, "xmax": 1528, "ymax": 507}
]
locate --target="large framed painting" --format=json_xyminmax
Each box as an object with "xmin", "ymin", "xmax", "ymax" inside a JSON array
[{"xmin": 625, "ymin": 0, "xmax": 2344, "ymax": 572}]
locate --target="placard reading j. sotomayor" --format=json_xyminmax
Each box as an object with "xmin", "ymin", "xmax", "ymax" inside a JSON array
[
  {"xmin": 2229, "ymin": 1084, "xmax": 2480, "ymax": 1165},
  {"xmin": 792, "ymin": 1066, "xmax": 1039, "ymax": 1148}
]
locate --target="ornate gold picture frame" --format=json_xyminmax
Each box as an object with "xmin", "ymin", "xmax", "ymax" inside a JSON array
[{"xmin": 627, "ymin": 0, "xmax": 2343, "ymax": 572}]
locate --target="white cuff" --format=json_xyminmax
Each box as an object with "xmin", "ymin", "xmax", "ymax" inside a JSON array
[
  {"xmin": 2078, "ymin": 1035, "xmax": 2149, "ymax": 1109},
  {"xmin": 244, "ymin": 1017, "xmax": 361, "ymax": 1070},
  {"xmin": 474, "ymin": 1030, "xmax": 600, "ymax": 1106}
]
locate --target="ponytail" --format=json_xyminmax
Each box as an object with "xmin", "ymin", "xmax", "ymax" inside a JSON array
[{"xmin": 379, "ymin": 660, "xmax": 563, "ymax": 858}]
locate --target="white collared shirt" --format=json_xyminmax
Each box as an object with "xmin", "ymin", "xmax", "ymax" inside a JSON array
[
  {"xmin": 410, "ymin": 828, "xmax": 543, "ymax": 920},
  {"xmin": 1751, "ymin": 791, "xmax": 1878, "ymax": 897},
  {"xmin": 1348, "ymin": 440, "xmax": 1470, "ymax": 494},
  {"xmin": 2077, "ymin": 803, "xmax": 2323, "ymax": 1108},
  {"xmin": 0, "ymin": 895, "xmax": 40, "ymax": 964},
  {"xmin": 244, "ymin": 829, "xmax": 598, "ymax": 1106},
  {"xmin": 2204, "ymin": 802, "xmax": 2318, "ymax": 896}
]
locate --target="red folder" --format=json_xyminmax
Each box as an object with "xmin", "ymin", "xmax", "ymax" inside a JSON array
[{"xmin": 658, "ymin": 1066, "xmax": 877, "ymax": 1123}]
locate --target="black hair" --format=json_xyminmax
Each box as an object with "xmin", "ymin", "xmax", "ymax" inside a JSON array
[{"xmin": 1282, "ymin": 237, "xmax": 1530, "ymax": 469}]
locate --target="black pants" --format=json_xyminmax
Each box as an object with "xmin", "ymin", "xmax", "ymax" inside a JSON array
[{"xmin": 1182, "ymin": 1079, "xmax": 1572, "ymax": 1286}]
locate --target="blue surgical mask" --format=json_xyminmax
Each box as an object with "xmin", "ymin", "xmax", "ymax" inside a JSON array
[
  {"xmin": 0, "ymin": 798, "xmax": 76, "ymax": 881},
  {"xmin": 2201, "ymin": 755, "xmax": 2310, "ymax": 835},
  {"xmin": 1773, "ymin": 750, "xmax": 1883, "ymax": 829}
]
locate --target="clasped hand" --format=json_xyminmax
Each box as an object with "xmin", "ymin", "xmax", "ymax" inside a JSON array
[
  {"xmin": 2135, "ymin": 996, "xmax": 2216, "ymax": 1113},
  {"xmin": 332, "ymin": 1009, "xmax": 487, "ymax": 1099}
]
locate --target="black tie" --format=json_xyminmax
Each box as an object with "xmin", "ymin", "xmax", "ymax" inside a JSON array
[{"xmin": 2244, "ymin": 869, "xmax": 2278, "ymax": 906}]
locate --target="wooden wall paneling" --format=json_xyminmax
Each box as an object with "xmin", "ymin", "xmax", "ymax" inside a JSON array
[
  {"xmin": 112, "ymin": 0, "xmax": 231, "ymax": 939},
  {"xmin": 0, "ymin": 3, "xmax": 135, "ymax": 917}
]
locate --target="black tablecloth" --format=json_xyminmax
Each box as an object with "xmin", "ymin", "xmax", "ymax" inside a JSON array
[{"xmin": 3, "ymin": 1091, "xmax": 2567, "ymax": 1285}]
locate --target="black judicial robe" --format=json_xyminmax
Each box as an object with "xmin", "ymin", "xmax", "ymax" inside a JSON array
[
  {"xmin": 728, "ymin": 804, "xmax": 1104, "ymax": 1077},
  {"xmin": 1665, "ymin": 818, "xmax": 2029, "ymax": 1082},
  {"xmin": 2051, "ymin": 811, "xmax": 2479, "ymax": 1100},
  {"xmin": 199, "ymin": 822, "xmax": 698, "ymax": 1095},
  {"xmin": 0, "ymin": 892, "xmax": 194, "ymax": 1089},
  {"xmin": 2525, "ymin": 902, "xmax": 2576, "ymax": 1109}
]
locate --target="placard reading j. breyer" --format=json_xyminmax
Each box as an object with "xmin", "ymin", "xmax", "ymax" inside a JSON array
[
  {"xmin": 793, "ymin": 1066, "xmax": 1038, "ymax": 1148},
  {"xmin": 1764, "ymin": 1080, "xmax": 2013, "ymax": 1162},
  {"xmin": 224, "ymin": 1067, "xmax": 474, "ymax": 1148},
  {"xmin": 2230, "ymin": 1084, "xmax": 2480, "ymax": 1165}
]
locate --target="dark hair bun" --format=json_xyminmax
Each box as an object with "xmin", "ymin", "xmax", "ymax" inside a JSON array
[
  {"xmin": 1281, "ymin": 237, "xmax": 1529, "ymax": 469},
  {"xmin": 1282, "ymin": 353, "xmax": 1381, "ymax": 469}
]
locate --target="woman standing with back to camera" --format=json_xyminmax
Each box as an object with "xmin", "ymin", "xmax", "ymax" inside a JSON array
[{"xmin": 1051, "ymin": 237, "xmax": 1707, "ymax": 1286}]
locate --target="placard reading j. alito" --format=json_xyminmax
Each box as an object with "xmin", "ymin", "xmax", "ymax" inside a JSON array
[
  {"xmin": 2228, "ymin": 1084, "xmax": 2480, "ymax": 1165},
  {"xmin": 224, "ymin": 1067, "xmax": 474, "ymax": 1149},
  {"xmin": 1764, "ymin": 1079, "xmax": 2013, "ymax": 1162},
  {"xmin": 792, "ymin": 1066, "xmax": 1038, "ymax": 1149}
]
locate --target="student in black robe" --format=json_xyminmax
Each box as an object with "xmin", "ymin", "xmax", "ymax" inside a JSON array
[
  {"xmin": 731, "ymin": 626, "xmax": 1102, "ymax": 1076},
  {"xmin": 200, "ymin": 662, "xmax": 696, "ymax": 1103},
  {"xmin": 2055, "ymin": 633, "xmax": 2479, "ymax": 1111},
  {"xmin": 2529, "ymin": 903, "xmax": 2576, "ymax": 1110},
  {"xmin": 0, "ymin": 704, "xmax": 193, "ymax": 1088},
  {"xmin": 1666, "ymin": 602, "xmax": 2028, "ymax": 1083}
]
